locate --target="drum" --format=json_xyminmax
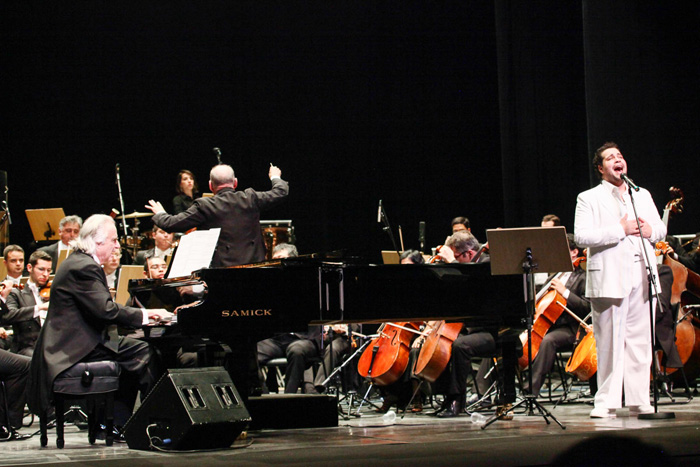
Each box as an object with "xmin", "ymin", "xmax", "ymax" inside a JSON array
[
  {"xmin": 261, "ymin": 226, "xmax": 295, "ymax": 259},
  {"xmin": 565, "ymin": 330, "xmax": 597, "ymax": 381},
  {"xmin": 120, "ymin": 235, "xmax": 145, "ymax": 249}
]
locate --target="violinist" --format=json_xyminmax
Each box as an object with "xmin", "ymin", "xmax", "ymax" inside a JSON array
[
  {"xmin": 525, "ymin": 233, "xmax": 590, "ymax": 398},
  {"xmin": 434, "ymin": 230, "xmax": 489, "ymax": 264},
  {"xmin": 2, "ymin": 245, "xmax": 25, "ymax": 289},
  {"xmin": 3, "ymin": 250, "xmax": 53, "ymax": 356},
  {"xmin": 38, "ymin": 215, "xmax": 82, "ymax": 273}
]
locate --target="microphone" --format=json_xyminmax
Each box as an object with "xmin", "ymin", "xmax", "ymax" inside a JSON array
[
  {"xmin": 377, "ymin": 200, "xmax": 383, "ymax": 223},
  {"xmin": 621, "ymin": 173, "xmax": 640, "ymax": 192},
  {"xmin": 213, "ymin": 147, "xmax": 222, "ymax": 164},
  {"xmin": 418, "ymin": 221, "xmax": 426, "ymax": 253}
]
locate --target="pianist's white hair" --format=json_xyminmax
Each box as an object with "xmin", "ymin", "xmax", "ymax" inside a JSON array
[{"xmin": 70, "ymin": 214, "xmax": 114, "ymax": 256}]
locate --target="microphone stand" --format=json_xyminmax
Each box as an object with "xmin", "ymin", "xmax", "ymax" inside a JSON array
[
  {"xmin": 115, "ymin": 164, "xmax": 128, "ymax": 239},
  {"xmin": 378, "ymin": 201, "xmax": 402, "ymax": 258},
  {"xmin": 626, "ymin": 181, "xmax": 674, "ymax": 419}
]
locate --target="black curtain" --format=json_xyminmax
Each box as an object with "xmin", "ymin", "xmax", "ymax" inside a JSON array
[
  {"xmin": 582, "ymin": 1, "xmax": 700, "ymax": 235},
  {"xmin": 495, "ymin": 0, "xmax": 588, "ymax": 230},
  {"xmin": 2, "ymin": 2, "xmax": 698, "ymax": 258}
]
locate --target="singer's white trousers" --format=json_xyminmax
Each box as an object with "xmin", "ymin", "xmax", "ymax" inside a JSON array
[{"xmin": 591, "ymin": 259, "xmax": 653, "ymax": 410}]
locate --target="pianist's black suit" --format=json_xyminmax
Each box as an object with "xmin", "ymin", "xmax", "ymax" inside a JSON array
[
  {"xmin": 153, "ymin": 178, "xmax": 289, "ymax": 267},
  {"xmin": 28, "ymin": 251, "xmax": 156, "ymax": 418}
]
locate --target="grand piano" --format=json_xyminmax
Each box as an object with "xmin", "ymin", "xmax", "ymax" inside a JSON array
[{"xmin": 129, "ymin": 258, "xmax": 525, "ymax": 399}]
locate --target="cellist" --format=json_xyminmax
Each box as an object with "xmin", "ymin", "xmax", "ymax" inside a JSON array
[
  {"xmin": 429, "ymin": 231, "xmax": 497, "ymax": 418},
  {"xmin": 525, "ymin": 233, "xmax": 591, "ymax": 397}
]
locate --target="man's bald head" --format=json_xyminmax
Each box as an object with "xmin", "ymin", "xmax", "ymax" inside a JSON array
[{"xmin": 209, "ymin": 164, "xmax": 237, "ymax": 193}]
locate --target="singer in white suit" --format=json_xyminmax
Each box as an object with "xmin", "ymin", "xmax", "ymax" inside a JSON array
[{"xmin": 574, "ymin": 142, "xmax": 666, "ymax": 419}]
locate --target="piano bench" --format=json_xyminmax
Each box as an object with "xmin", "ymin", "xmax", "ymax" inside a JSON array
[{"xmin": 39, "ymin": 361, "xmax": 121, "ymax": 449}]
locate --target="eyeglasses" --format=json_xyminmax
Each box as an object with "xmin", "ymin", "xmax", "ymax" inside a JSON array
[{"xmin": 455, "ymin": 250, "xmax": 470, "ymax": 259}]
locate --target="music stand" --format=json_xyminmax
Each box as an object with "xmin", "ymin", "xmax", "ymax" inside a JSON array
[
  {"xmin": 25, "ymin": 208, "xmax": 66, "ymax": 242},
  {"xmin": 115, "ymin": 265, "xmax": 146, "ymax": 305},
  {"xmin": 482, "ymin": 227, "xmax": 572, "ymax": 430}
]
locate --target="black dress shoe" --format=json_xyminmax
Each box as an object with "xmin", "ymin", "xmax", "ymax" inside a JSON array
[
  {"xmin": 437, "ymin": 398, "xmax": 462, "ymax": 418},
  {"xmin": 0, "ymin": 426, "xmax": 31, "ymax": 441}
]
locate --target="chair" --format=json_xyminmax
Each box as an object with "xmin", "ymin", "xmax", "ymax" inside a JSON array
[
  {"xmin": 40, "ymin": 361, "xmax": 120, "ymax": 448},
  {"xmin": 263, "ymin": 358, "xmax": 288, "ymax": 393}
]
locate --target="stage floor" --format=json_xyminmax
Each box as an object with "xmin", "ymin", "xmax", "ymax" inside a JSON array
[{"xmin": 2, "ymin": 391, "xmax": 700, "ymax": 466}]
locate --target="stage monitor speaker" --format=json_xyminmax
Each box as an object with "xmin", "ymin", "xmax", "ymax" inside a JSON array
[{"xmin": 123, "ymin": 367, "xmax": 251, "ymax": 451}]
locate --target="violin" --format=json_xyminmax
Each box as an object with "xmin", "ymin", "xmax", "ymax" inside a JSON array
[
  {"xmin": 428, "ymin": 245, "xmax": 446, "ymax": 263},
  {"xmin": 40, "ymin": 280, "xmax": 52, "ymax": 302},
  {"xmin": 1, "ymin": 282, "xmax": 24, "ymax": 291}
]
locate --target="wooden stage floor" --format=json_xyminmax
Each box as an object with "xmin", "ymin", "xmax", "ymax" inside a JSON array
[{"xmin": 2, "ymin": 391, "xmax": 700, "ymax": 466}]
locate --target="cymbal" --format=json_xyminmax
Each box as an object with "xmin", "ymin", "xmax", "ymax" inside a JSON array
[{"xmin": 122, "ymin": 211, "xmax": 154, "ymax": 219}]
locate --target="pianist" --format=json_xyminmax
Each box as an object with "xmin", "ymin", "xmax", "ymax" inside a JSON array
[
  {"xmin": 28, "ymin": 214, "xmax": 172, "ymax": 425},
  {"xmin": 145, "ymin": 163, "xmax": 289, "ymax": 267}
]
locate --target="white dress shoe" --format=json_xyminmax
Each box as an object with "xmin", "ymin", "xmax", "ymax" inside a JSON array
[
  {"xmin": 629, "ymin": 405, "xmax": 654, "ymax": 416},
  {"xmin": 590, "ymin": 407, "xmax": 617, "ymax": 419}
]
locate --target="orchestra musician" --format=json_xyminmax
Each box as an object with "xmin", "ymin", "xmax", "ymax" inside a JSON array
[
  {"xmin": 257, "ymin": 243, "xmax": 324, "ymax": 394},
  {"xmin": 146, "ymin": 163, "xmax": 289, "ymax": 267},
  {"xmin": 134, "ymin": 226, "xmax": 174, "ymax": 266},
  {"xmin": 574, "ymin": 142, "xmax": 666, "ymax": 418},
  {"xmin": 2, "ymin": 246, "xmax": 25, "ymax": 350},
  {"xmin": 451, "ymin": 216, "xmax": 470, "ymax": 233},
  {"xmin": 525, "ymin": 233, "xmax": 591, "ymax": 398},
  {"xmin": 536, "ymin": 214, "xmax": 562, "ymax": 287},
  {"xmin": 39, "ymin": 215, "xmax": 82, "ymax": 273},
  {"xmin": 2, "ymin": 245, "xmax": 25, "ymax": 287},
  {"xmin": 432, "ymin": 231, "xmax": 497, "ymax": 418},
  {"xmin": 3, "ymin": 250, "xmax": 52, "ymax": 356},
  {"xmin": 103, "ymin": 249, "xmax": 122, "ymax": 291},
  {"xmin": 400, "ymin": 249, "xmax": 425, "ymax": 265},
  {"xmin": 0, "ymin": 347, "xmax": 30, "ymax": 438},
  {"xmin": 27, "ymin": 214, "xmax": 172, "ymax": 427},
  {"xmin": 173, "ymin": 169, "xmax": 199, "ymax": 214},
  {"xmin": 541, "ymin": 214, "xmax": 561, "ymax": 227}
]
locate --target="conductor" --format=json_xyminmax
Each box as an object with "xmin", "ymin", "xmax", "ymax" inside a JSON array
[{"xmin": 146, "ymin": 164, "xmax": 289, "ymax": 267}]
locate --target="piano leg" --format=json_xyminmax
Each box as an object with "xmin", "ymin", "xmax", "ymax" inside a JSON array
[{"xmin": 222, "ymin": 337, "xmax": 263, "ymax": 401}]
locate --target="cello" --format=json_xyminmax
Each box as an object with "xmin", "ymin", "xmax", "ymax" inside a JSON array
[
  {"xmin": 413, "ymin": 320, "xmax": 464, "ymax": 383},
  {"xmin": 357, "ymin": 322, "xmax": 423, "ymax": 386}
]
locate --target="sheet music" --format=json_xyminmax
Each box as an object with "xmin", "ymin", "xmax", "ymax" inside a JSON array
[{"xmin": 167, "ymin": 228, "xmax": 221, "ymax": 278}]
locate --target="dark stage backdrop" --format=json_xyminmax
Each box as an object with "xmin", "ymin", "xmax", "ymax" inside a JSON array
[
  {"xmin": 2, "ymin": 2, "xmax": 698, "ymax": 263},
  {"xmin": 582, "ymin": 1, "xmax": 700, "ymax": 236}
]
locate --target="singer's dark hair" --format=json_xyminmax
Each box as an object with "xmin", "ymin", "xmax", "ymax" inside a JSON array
[
  {"xmin": 592, "ymin": 142, "xmax": 619, "ymax": 179},
  {"xmin": 176, "ymin": 169, "xmax": 199, "ymax": 195}
]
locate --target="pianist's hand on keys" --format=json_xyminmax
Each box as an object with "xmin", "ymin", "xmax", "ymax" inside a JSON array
[{"xmin": 147, "ymin": 308, "xmax": 174, "ymax": 325}]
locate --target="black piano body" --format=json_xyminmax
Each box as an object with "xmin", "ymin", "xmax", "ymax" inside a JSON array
[{"xmin": 129, "ymin": 260, "xmax": 525, "ymax": 399}]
